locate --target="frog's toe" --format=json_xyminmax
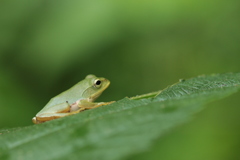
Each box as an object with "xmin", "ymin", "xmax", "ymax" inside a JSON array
[{"xmin": 32, "ymin": 117, "xmax": 37, "ymax": 124}]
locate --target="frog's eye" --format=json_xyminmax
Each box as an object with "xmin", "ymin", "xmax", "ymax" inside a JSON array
[{"xmin": 94, "ymin": 79, "xmax": 102, "ymax": 88}]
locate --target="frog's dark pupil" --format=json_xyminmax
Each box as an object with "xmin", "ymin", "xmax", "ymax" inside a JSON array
[{"xmin": 96, "ymin": 80, "xmax": 101, "ymax": 85}]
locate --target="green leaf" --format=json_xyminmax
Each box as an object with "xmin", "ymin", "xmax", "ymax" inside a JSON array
[
  {"xmin": 156, "ymin": 73, "xmax": 240, "ymax": 101},
  {"xmin": 0, "ymin": 73, "xmax": 240, "ymax": 160}
]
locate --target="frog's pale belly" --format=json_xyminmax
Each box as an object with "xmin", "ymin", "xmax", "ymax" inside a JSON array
[{"xmin": 70, "ymin": 100, "xmax": 81, "ymax": 112}]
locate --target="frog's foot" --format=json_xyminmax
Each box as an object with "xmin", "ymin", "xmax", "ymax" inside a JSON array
[{"xmin": 32, "ymin": 117, "xmax": 38, "ymax": 124}]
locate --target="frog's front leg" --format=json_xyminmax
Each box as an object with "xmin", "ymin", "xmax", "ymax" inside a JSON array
[
  {"xmin": 77, "ymin": 100, "xmax": 115, "ymax": 110},
  {"xmin": 32, "ymin": 101, "xmax": 85, "ymax": 124}
]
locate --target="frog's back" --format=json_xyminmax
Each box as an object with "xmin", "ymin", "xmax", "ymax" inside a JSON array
[{"xmin": 41, "ymin": 80, "xmax": 88, "ymax": 110}]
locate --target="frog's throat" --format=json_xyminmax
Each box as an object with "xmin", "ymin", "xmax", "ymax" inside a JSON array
[{"xmin": 89, "ymin": 92, "xmax": 102, "ymax": 102}]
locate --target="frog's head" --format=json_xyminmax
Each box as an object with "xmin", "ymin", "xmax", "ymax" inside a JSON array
[{"xmin": 83, "ymin": 74, "xmax": 110, "ymax": 102}]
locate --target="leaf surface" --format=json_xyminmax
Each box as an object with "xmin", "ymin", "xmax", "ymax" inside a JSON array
[{"xmin": 0, "ymin": 73, "xmax": 239, "ymax": 160}]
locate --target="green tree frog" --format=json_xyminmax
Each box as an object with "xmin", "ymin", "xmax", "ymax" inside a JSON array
[{"xmin": 32, "ymin": 75, "xmax": 113, "ymax": 124}]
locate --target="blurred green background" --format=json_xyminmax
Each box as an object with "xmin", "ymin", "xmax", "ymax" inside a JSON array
[{"xmin": 0, "ymin": 0, "xmax": 239, "ymax": 159}]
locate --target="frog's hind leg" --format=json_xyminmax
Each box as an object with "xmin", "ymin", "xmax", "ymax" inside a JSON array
[
  {"xmin": 33, "ymin": 113, "xmax": 71, "ymax": 124},
  {"xmin": 33, "ymin": 101, "xmax": 85, "ymax": 124},
  {"xmin": 33, "ymin": 109, "xmax": 85, "ymax": 124}
]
